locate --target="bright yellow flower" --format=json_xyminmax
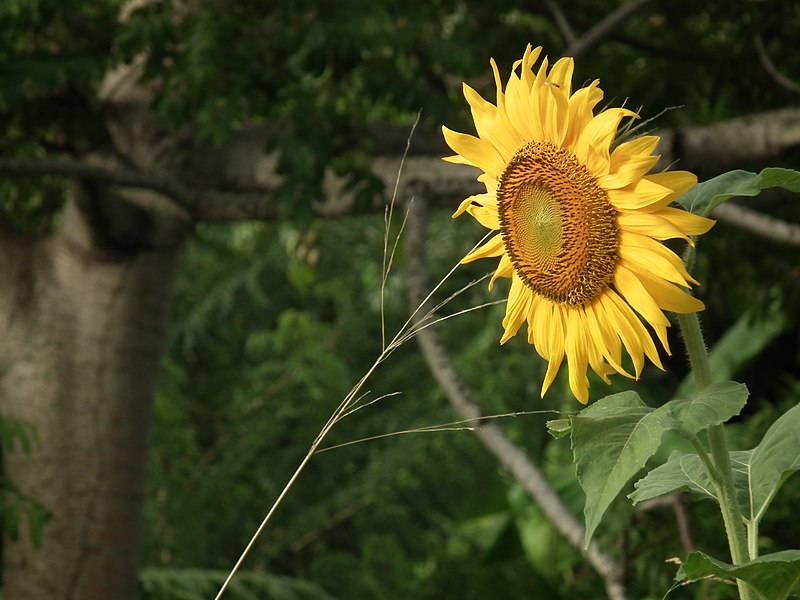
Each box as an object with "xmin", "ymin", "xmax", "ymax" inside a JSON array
[{"xmin": 443, "ymin": 45, "xmax": 714, "ymax": 404}]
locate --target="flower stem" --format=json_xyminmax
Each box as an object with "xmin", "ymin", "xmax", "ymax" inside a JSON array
[{"xmin": 677, "ymin": 312, "xmax": 755, "ymax": 600}]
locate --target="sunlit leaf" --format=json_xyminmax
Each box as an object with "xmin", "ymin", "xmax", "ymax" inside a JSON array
[
  {"xmin": 545, "ymin": 418, "xmax": 571, "ymax": 439},
  {"xmin": 747, "ymin": 403, "xmax": 800, "ymax": 523},
  {"xmin": 569, "ymin": 391, "xmax": 673, "ymax": 546},
  {"xmin": 677, "ymin": 167, "xmax": 800, "ymax": 216},
  {"xmin": 629, "ymin": 450, "xmax": 752, "ymax": 505},
  {"xmin": 666, "ymin": 381, "xmax": 748, "ymax": 436},
  {"xmin": 677, "ymin": 550, "xmax": 800, "ymax": 600}
]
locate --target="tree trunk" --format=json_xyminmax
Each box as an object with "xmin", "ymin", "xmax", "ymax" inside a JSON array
[{"xmin": 0, "ymin": 186, "xmax": 185, "ymax": 599}]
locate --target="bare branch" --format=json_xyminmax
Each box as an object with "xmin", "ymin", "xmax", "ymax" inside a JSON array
[
  {"xmin": 713, "ymin": 202, "xmax": 800, "ymax": 247},
  {"xmin": 565, "ymin": 0, "xmax": 655, "ymax": 58},
  {"xmin": 544, "ymin": 0, "xmax": 576, "ymax": 46},
  {"xmin": 404, "ymin": 195, "xmax": 627, "ymax": 600},
  {"xmin": 753, "ymin": 34, "xmax": 800, "ymax": 95}
]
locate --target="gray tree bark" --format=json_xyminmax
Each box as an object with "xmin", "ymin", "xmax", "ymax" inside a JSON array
[{"xmin": 0, "ymin": 186, "xmax": 186, "ymax": 599}]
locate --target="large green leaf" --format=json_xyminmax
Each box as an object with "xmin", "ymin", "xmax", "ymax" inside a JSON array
[
  {"xmin": 666, "ymin": 381, "xmax": 749, "ymax": 436},
  {"xmin": 570, "ymin": 382, "xmax": 748, "ymax": 544},
  {"xmin": 629, "ymin": 450, "xmax": 752, "ymax": 505},
  {"xmin": 632, "ymin": 404, "xmax": 800, "ymax": 525},
  {"xmin": 677, "ymin": 168, "xmax": 800, "ymax": 216},
  {"xmin": 747, "ymin": 402, "xmax": 800, "ymax": 523},
  {"xmin": 677, "ymin": 550, "xmax": 800, "ymax": 600},
  {"xmin": 569, "ymin": 391, "xmax": 672, "ymax": 546}
]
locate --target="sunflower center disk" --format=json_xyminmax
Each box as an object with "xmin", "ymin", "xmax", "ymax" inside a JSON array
[{"xmin": 497, "ymin": 141, "xmax": 619, "ymax": 307}]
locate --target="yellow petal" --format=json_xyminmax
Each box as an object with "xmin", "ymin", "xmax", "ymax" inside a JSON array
[
  {"xmin": 612, "ymin": 135, "xmax": 660, "ymax": 161},
  {"xmin": 565, "ymin": 309, "xmax": 590, "ymax": 404},
  {"xmin": 636, "ymin": 270, "xmax": 705, "ymax": 314},
  {"xmin": 620, "ymin": 230, "xmax": 699, "ymax": 286},
  {"xmin": 613, "ymin": 265, "xmax": 670, "ymax": 349},
  {"xmin": 656, "ymin": 207, "xmax": 716, "ymax": 236},
  {"xmin": 614, "ymin": 264, "xmax": 670, "ymax": 327},
  {"xmin": 646, "ymin": 171, "xmax": 697, "ymax": 204},
  {"xmin": 584, "ymin": 300, "xmax": 631, "ymax": 378},
  {"xmin": 461, "ymin": 233, "xmax": 504, "ymax": 264},
  {"xmin": 541, "ymin": 83, "xmax": 570, "ymax": 146},
  {"xmin": 501, "ymin": 276, "xmax": 531, "ymax": 344},
  {"xmin": 489, "ymin": 253, "xmax": 513, "ymax": 290},
  {"xmin": 519, "ymin": 44, "xmax": 543, "ymax": 90},
  {"xmin": 602, "ymin": 290, "xmax": 664, "ymax": 373},
  {"xmin": 463, "ymin": 83, "xmax": 520, "ymax": 159},
  {"xmin": 506, "ymin": 70, "xmax": 542, "ymax": 140},
  {"xmin": 547, "ymin": 56, "xmax": 575, "ymax": 98},
  {"xmin": 466, "ymin": 203, "xmax": 501, "ymax": 230},
  {"xmin": 563, "ymin": 80, "xmax": 603, "ymax": 150},
  {"xmin": 598, "ymin": 153, "xmax": 659, "ymax": 190},
  {"xmin": 442, "ymin": 126, "xmax": 506, "ymax": 177},
  {"xmin": 573, "ymin": 108, "xmax": 638, "ymax": 177},
  {"xmin": 478, "ymin": 173, "xmax": 498, "ymax": 194},
  {"xmin": 617, "ymin": 211, "xmax": 693, "ymax": 243},
  {"xmin": 541, "ymin": 303, "xmax": 566, "ymax": 397},
  {"xmin": 452, "ymin": 193, "xmax": 495, "ymax": 218},
  {"xmin": 607, "ymin": 177, "xmax": 673, "ymax": 210}
]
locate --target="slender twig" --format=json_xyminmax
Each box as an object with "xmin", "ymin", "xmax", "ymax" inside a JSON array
[
  {"xmin": 753, "ymin": 34, "xmax": 800, "ymax": 95},
  {"xmin": 566, "ymin": 0, "xmax": 655, "ymax": 58},
  {"xmin": 214, "ymin": 121, "xmax": 497, "ymax": 600},
  {"xmin": 382, "ymin": 111, "xmax": 422, "ymax": 350},
  {"xmin": 318, "ymin": 410, "xmax": 559, "ymax": 453},
  {"xmin": 404, "ymin": 194, "xmax": 628, "ymax": 600}
]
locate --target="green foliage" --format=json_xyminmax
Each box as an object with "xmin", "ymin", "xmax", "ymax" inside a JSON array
[
  {"xmin": 676, "ymin": 309, "xmax": 787, "ymax": 398},
  {"xmin": 549, "ymin": 381, "xmax": 748, "ymax": 546},
  {"xmin": 0, "ymin": 418, "xmax": 50, "ymax": 548},
  {"xmin": 4, "ymin": 2, "xmax": 799, "ymax": 597},
  {"xmin": 0, "ymin": 418, "xmax": 38, "ymax": 454},
  {"xmin": 633, "ymin": 401, "xmax": 800, "ymax": 527},
  {"xmin": 0, "ymin": 486, "xmax": 51, "ymax": 548},
  {"xmin": 140, "ymin": 568, "xmax": 335, "ymax": 600},
  {"xmin": 678, "ymin": 168, "xmax": 800, "ymax": 217},
  {"xmin": 677, "ymin": 551, "xmax": 800, "ymax": 600}
]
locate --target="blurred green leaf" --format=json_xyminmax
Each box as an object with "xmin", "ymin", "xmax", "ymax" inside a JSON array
[{"xmin": 678, "ymin": 310, "xmax": 786, "ymax": 397}]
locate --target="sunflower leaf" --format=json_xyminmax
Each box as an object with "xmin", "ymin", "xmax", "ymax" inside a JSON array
[
  {"xmin": 666, "ymin": 381, "xmax": 749, "ymax": 437},
  {"xmin": 746, "ymin": 402, "xmax": 800, "ymax": 524},
  {"xmin": 545, "ymin": 418, "xmax": 572, "ymax": 438},
  {"xmin": 629, "ymin": 449, "xmax": 752, "ymax": 505},
  {"xmin": 676, "ymin": 550, "xmax": 800, "ymax": 600},
  {"xmin": 569, "ymin": 391, "xmax": 673, "ymax": 546},
  {"xmin": 676, "ymin": 167, "xmax": 800, "ymax": 217}
]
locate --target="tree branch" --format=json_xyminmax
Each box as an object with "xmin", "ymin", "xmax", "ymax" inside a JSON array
[
  {"xmin": 753, "ymin": 34, "xmax": 800, "ymax": 95},
  {"xmin": 565, "ymin": 0, "xmax": 655, "ymax": 58},
  {"xmin": 544, "ymin": 0, "xmax": 576, "ymax": 46},
  {"xmin": 3, "ymin": 108, "xmax": 800, "ymax": 229},
  {"xmin": 713, "ymin": 202, "xmax": 800, "ymax": 247},
  {"xmin": 404, "ymin": 194, "xmax": 627, "ymax": 600}
]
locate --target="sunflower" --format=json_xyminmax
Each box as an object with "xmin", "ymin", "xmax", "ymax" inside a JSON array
[{"xmin": 443, "ymin": 45, "xmax": 714, "ymax": 404}]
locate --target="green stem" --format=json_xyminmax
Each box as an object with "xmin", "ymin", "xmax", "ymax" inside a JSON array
[{"xmin": 677, "ymin": 312, "xmax": 756, "ymax": 600}]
